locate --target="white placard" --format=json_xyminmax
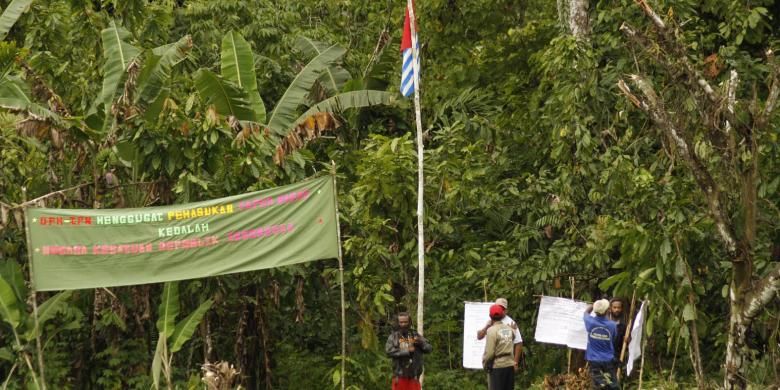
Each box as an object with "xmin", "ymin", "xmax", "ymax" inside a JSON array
[
  {"xmin": 626, "ymin": 301, "xmax": 647, "ymax": 376},
  {"xmin": 462, "ymin": 302, "xmax": 492, "ymax": 369},
  {"xmin": 534, "ymin": 296, "xmax": 589, "ymax": 350}
]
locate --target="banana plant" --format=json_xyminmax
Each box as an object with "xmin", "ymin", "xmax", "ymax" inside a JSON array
[
  {"xmin": 0, "ymin": 260, "xmax": 75, "ymax": 388},
  {"xmin": 87, "ymin": 22, "xmax": 193, "ymax": 134},
  {"xmin": 195, "ymin": 31, "xmax": 395, "ymax": 164},
  {"xmin": 151, "ymin": 281, "xmax": 213, "ymax": 390}
]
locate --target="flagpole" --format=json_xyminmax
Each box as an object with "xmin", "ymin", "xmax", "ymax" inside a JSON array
[
  {"xmin": 331, "ymin": 162, "xmax": 346, "ymax": 390},
  {"xmin": 406, "ymin": 0, "xmax": 425, "ymax": 339}
]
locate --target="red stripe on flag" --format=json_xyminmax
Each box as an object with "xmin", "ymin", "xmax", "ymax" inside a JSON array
[{"xmin": 400, "ymin": 1, "xmax": 416, "ymax": 52}]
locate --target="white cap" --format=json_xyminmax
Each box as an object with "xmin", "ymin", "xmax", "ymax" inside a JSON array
[
  {"xmin": 593, "ymin": 299, "xmax": 610, "ymax": 315},
  {"xmin": 495, "ymin": 298, "xmax": 508, "ymax": 309}
]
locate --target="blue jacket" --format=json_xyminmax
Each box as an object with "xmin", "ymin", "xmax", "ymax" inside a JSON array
[{"xmin": 583, "ymin": 313, "xmax": 617, "ymax": 363}]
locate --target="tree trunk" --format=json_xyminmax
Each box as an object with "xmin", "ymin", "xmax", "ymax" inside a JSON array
[
  {"xmin": 687, "ymin": 294, "xmax": 706, "ymax": 389},
  {"xmin": 724, "ymin": 281, "xmax": 748, "ymax": 390},
  {"xmin": 568, "ymin": 0, "xmax": 589, "ymax": 40}
]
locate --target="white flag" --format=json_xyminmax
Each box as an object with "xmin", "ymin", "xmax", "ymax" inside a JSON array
[{"xmin": 626, "ymin": 301, "xmax": 647, "ymax": 376}]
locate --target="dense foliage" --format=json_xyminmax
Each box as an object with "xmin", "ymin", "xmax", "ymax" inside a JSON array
[{"xmin": 0, "ymin": 0, "xmax": 778, "ymax": 389}]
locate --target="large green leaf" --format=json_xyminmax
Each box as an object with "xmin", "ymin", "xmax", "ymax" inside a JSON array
[
  {"xmin": 156, "ymin": 282, "xmax": 179, "ymax": 339},
  {"xmin": 169, "ymin": 299, "xmax": 213, "ymax": 353},
  {"xmin": 151, "ymin": 331, "xmax": 166, "ymax": 390},
  {"xmin": 0, "ymin": 276, "xmax": 20, "ymax": 329},
  {"xmin": 295, "ymin": 37, "xmax": 351, "ymax": 96},
  {"xmin": 266, "ymin": 45, "xmax": 346, "ymax": 135},
  {"xmin": 0, "ymin": 0, "xmax": 33, "ymax": 40},
  {"xmin": 292, "ymin": 90, "xmax": 395, "ymax": 128},
  {"xmin": 23, "ymin": 290, "xmax": 72, "ymax": 339},
  {"xmin": 0, "ymin": 75, "xmax": 57, "ymax": 120},
  {"xmin": 0, "ymin": 260, "xmax": 27, "ymax": 303},
  {"xmin": 97, "ymin": 21, "xmax": 140, "ymax": 114},
  {"xmin": 194, "ymin": 69, "xmax": 256, "ymax": 122},
  {"xmin": 221, "ymin": 31, "xmax": 265, "ymax": 122},
  {"xmin": 135, "ymin": 35, "xmax": 192, "ymax": 112}
]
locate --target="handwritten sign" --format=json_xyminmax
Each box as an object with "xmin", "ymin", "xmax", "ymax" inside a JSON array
[
  {"xmin": 534, "ymin": 296, "xmax": 589, "ymax": 350},
  {"xmin": 462, "ymin": 302, "xmax": 492, "ymax": 369}
]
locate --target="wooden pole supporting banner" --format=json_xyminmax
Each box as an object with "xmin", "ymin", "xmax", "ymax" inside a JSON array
[
  {"xmin": 21, "ymin": 189, "xmax": 47, "ymax": 390},
  {"xmin": 331, "ymin": 163, "xmax": 346, "ymax": 390},
  {"xmin": 567, "ymin": 277, "xmax": 574, "ymax": 374}
]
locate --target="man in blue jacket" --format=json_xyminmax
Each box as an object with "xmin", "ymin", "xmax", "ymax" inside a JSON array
[{"xmin": 584, "ymin": 299, "xmax": 619, "ymax": 389}]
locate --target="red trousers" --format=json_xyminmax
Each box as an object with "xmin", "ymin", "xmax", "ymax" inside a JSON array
[{"xmin": 391, "ymin": 377, "xmax": 421, "ymax": 390}]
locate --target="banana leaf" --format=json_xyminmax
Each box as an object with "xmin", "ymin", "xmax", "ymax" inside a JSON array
[
  {"xmin": 0, "ymin": 75, "xmax": 58, "ymax": 120},
  {"xmin": 0, "ymin": 260, "xmax": 27, "ymax": 303},
  {"xmin": 266, "ymin": 44, "xmax": 345, "ymax": 135},
  {"xmin": 96, "ymin": 21, "xmax": 140, "ymax": 116},
  {"xmin": 0, "ymin": 276, "xmax": 20, "ymax": 328},
  {"xmin": 291, "ymin": 90, "xmax": 395, "ymax": 128},
  {"xmin": 24, "ymin": 290, "xmax": 73, "ymax": 339},
  {"xmin": 0, "ymin": 0, "xmax": 33, "ymax": 40},
  {"xmin": 151, "ymin": 331, "xmax": 166, "ymax": 390},
  {"xmin": 194, "ymin": 69, "xmax": 256, "ymax": 122},
  {"xmin": 221, "ymin": 31, "xmax": 265, "ymax": 122},
  {"xmin": 170, "ymin": 299, "xmax": 213, "ymax": 353},
  {"xmin": 156, "ymin": 282, "xmax": 179, "ymax": 340},
  {"xmin": 135, "ymin": 35, "xmax": 192, "ymax": 115},
  {"xmin": 295, "ymin": 37, "xmax": 350, "ymax": 96}
]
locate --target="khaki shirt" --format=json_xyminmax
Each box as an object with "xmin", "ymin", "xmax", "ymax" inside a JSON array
[{"xmin": 483, "ymin": 322, "xmax": 515, "ymax": 369}]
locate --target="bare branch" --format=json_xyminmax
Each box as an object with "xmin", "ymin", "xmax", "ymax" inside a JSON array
[
  {"xmin": 617, "ymin": 79, "xmax": 642, "ymax": 108},
  {"xmin": 634, "ymin": 0, "xmax": 665, "ymax": 30},
  {"xmin": 763, "ymin": 50, "xmax": 779, "ymax": 120},
  {"xmin": 725, "ymin": 70, "xmax": 738, "ymax": 135},
  {"xmin": 618, "ymin": 75, "xmax": 740, "ymax": 256}
]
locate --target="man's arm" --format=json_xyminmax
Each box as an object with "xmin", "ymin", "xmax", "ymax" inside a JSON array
[
  {"xmin": 385, "ymin": 333, "xmax": 409, "ymax": 358},
  {"xmin": 476, "ymin": 320, "xmax": 493, "ymax": 340},
  {"xmin": 513, "ymin": 343, "xmax": 523, "ymax": 371},
  {"xmin": 415, "ymin": 334, "xmax": 433, "ymax": 353}
]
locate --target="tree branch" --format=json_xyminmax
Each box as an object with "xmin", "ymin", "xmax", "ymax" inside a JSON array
[
  {"xmin": 743, "ymin": 262, "xmax": 780, "ymax": 320},
  {"xmin": 762, "ymin": 49, "xmax": 779, "ymax": 121},
  {"xmin": 618, "ymin": 75, "xmax": 739, "ymax": 256},
  {"xmin": 634, "ymin": 0, "xmax": 665, "ymax": 30},
  {"xmin": 619, "ymin": 21, "xmax": 724, "ymax": 105}
]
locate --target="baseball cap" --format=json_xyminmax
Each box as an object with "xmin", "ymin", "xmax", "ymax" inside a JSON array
[
  {"xmin": 495, "ymin": 298, "xmax": 508, "ymax": 309},
  {"xmin": 489, "ymin": 304, "xmax": 505, "ymax": 318},
  {"xmin": 593, "ymin": 299, "xmax": 610, "ymax": 315}
]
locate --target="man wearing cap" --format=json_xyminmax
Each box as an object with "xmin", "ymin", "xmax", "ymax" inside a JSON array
[
  {"xmin": 477, "ymin": 298, "xmax": 523, "ymax": 372},
  {"xmin": 482, "ymin": 304, "xmax": 516, "ymax": 390},
  {"xmin": 385, "ymin": 312, "xmax": 432, "ymax": 390},
  {"xmin": 477, "ymin": 298, "xmax": 524, "ymax": 389},
  {"xmin": 584, "ymin": 299, "xmax": 620, "ymax": 389}
]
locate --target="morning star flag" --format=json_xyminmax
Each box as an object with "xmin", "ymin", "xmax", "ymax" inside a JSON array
[
  {"xmin": 400, "ymin": 0, "xmax": 420, "ymax": 97},
  {"xmin": 26, "ymin": 176, "xmax": 339, "ymax": 291}
]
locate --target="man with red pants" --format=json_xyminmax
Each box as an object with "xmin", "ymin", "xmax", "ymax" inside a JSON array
[{"xmin": 385, "ymin": 312, "xmax": 432, "ymax": 390}]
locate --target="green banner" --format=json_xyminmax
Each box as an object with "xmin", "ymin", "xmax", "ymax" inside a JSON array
[{"xmin": 26, "ymin": 176, "xmax": 339, "ymax": 291}]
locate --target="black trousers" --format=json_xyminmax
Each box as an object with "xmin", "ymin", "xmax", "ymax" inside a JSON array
[
  {"xmin": 588, "ymin": 361, "xmax": 619, "ymax": 390},
  {"xmin": 489, "ymin": 366, "xmax": 514, "ymax": 390}
]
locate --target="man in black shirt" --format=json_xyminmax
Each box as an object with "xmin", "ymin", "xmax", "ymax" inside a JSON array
[
  {"xmin": 608, "ymin": 298, "xmax": 628, "ymax": 362},
  {"xmin": 385, "ymin": 312, "xmax": 432, "ymax": 390}
]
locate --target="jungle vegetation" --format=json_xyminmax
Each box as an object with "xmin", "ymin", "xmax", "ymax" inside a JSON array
[{"xmin": 0, "ymin": 0, "xmax": 779, "ymax": 389}]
